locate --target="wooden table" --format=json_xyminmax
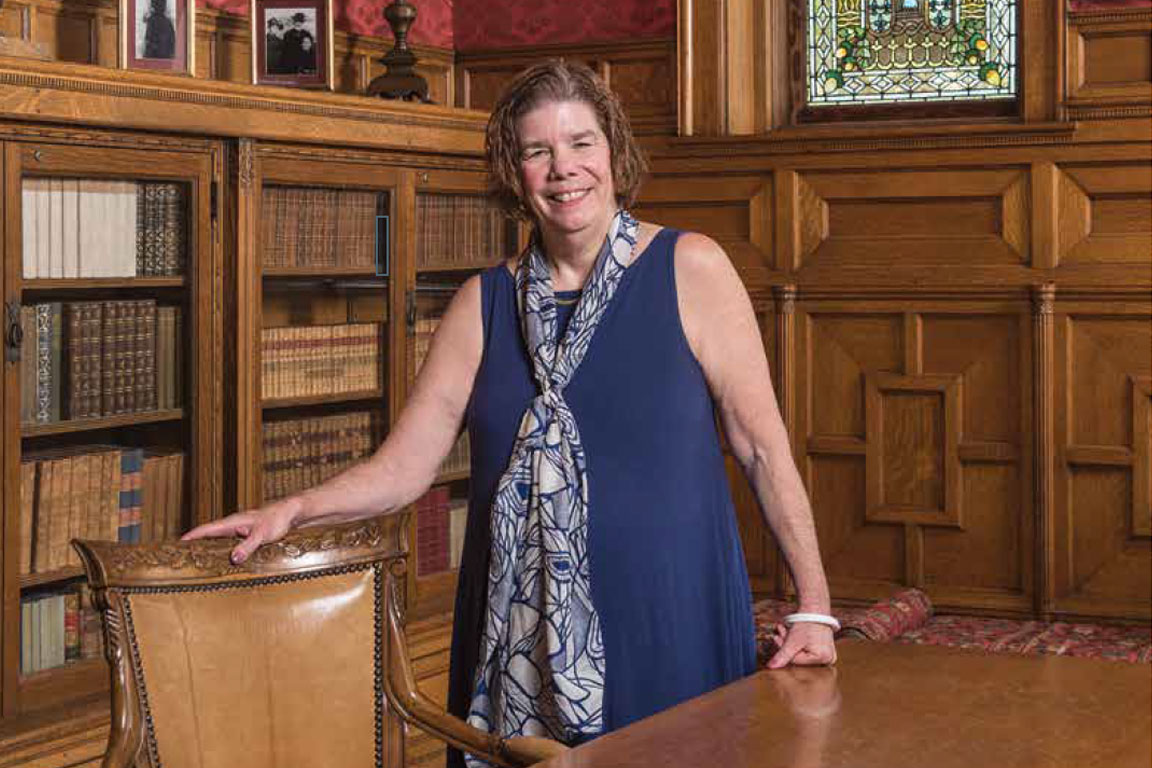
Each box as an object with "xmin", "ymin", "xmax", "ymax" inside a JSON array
[{"xmin": 536, "ymin": 640, "xmax": 1152, "ymax": 768}]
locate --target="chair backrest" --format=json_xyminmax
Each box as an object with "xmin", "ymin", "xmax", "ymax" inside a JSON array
[{"xmin": 74, "ymin": 516, "xmax": 408, "ymax": 768}]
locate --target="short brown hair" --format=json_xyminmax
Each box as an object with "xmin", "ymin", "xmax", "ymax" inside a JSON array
[{"xmin": 485, "ymin": 59, "xmax": 647, "ymax": 220}]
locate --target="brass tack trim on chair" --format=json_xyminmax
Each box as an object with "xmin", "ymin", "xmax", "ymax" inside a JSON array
[
  {"xmin": 121, "ymin": 597, "xmax": 164, "ymax": 768},
  {"xmin": 373, "ymin": 562, "xmax": 386, "ymax": 768}
]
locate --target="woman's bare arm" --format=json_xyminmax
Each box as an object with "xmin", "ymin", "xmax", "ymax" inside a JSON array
[
  {"xmin": 674, "ymin": 231, "xmax": 835, "ymax": 667},
  {"xmin": 183, "ymin": 274, "xmax": 484, "ymax": 563}
]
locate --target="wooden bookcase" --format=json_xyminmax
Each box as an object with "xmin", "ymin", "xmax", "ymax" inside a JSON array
[
  {"xmin": 405, "ymin": 169, "xmax": 519, "ymax": 622},
  {"xmin": 0, "ymin": 140, "xmax": 220, "ymax": 720},
  {"xmin": 236, "ymin": 151, "xmax": 401, "ymax": 512}
]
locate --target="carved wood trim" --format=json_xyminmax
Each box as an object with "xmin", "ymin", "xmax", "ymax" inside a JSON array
[
  {"xmin": 1067, "ymin": 7, "xmax": 1152, "ymax": 24},
  {"xmin": 662, "ymin": 121, "xmax": 1077, "ymax": 157},
  {"xmin": 0, "ymin": 59, "xmax": 487, "ymax": 155},
  {"xmin": 75, "ymin": 518, "xmax": 402, "ymax": 586},
  {"xmin": 1031, "ymin": 282, "xmax": 1056, "ymax": 618}
]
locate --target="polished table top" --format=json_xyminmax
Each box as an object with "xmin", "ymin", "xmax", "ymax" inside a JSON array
[{"xmin": 537, "ymin": 640, "xmax": 1152, "ymax": 768}]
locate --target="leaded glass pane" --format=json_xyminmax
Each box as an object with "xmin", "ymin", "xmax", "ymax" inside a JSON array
[{"xmin": 806, "ymin": 0, "xmax": 1017, "ymax": 105}]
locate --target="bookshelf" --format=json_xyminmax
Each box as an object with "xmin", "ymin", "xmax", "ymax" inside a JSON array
[
  {"xmin": 1, "ymin": 141, "xmax": 219, "ymax": 718},
  {"xmin": 405, "ymin": 170, "xmax": 520, "ymax": 621},
  {"xmin": 236, "ymin": 151, "xmax": 401, "ymax": 511}
]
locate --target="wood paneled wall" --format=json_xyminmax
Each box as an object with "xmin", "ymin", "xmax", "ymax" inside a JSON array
[
  {"xmin": 622, "ymin": 1, "xmax": 1152, "ymax": 623},
  {"xmin": 642, "ymin": 134, "xmax": 1150, "ymax": 622},
  {"xmin": 454, "ymin": 39, "xmax": 678, "ymax": 136}
]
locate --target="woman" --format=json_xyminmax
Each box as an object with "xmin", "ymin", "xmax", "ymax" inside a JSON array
[{"xmin": 184, "ymin": 60, "xmax": 836, "ymax": 765}]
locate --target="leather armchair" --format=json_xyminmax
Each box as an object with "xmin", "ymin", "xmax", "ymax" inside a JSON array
[{"xmin": 73, "ymin": 515, "xmax": 568, "ymax": 768}]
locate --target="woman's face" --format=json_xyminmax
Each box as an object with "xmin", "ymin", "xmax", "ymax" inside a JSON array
[{"xmin": 515, "ymin": 99, "xmax": 615, "ymax": 238}]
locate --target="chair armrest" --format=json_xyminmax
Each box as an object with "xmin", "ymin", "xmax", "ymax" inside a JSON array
[{"xmin": 382, "ymin": 574, "xmax": 569, "ymax": 768}]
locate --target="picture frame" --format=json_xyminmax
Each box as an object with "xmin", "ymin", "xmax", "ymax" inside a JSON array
[
  {"xmin": 119, "ymin": 0, "xmax": 195, "ymax": 74},
  {"xmin": 250, "ymin": 0, "xmax": 335, "ymax": 90}
]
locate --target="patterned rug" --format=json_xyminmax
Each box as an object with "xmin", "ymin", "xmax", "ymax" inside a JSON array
[{"xmin": 754, "ymin": 590, "xmax": 1152, "ymax": 666}]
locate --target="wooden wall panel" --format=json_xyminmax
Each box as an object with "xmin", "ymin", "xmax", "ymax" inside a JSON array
[
  {"xmin": 1055, "ymin": 163, "xmax": 1152, "ymax": 266},
  {"xmin": 1066, "ymin": 7, "xmax": 1152, "ymax": 120},
  {"xmin": 634, "ymin": 174, "xmax": 774, "ymax": 286},
  {"xmin": 798, "ymin": 305, "xmax": 1032, "ymax": 612},
  {"xmin": 1053, "ymin": 306, "xmax": 1152, "ymax": 620},
  {"xmin": 455, "ymin": 39, "xmax": 677, "ymax": 135},
  {"xmin": 794, "ymin": 169, "xmax": 1030, "ymax": 270}
]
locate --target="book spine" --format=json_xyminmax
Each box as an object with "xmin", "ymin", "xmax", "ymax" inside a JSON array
[
  {"xmin": 67, "ymin": 454, "xmax": 90, "ymax": 568},
  {"xmin": 118, "ymin": 449, "xmax": 142, "ymax": 543},
  {"xmin": 87, "ymin": 302, "xmax": 104, "ymax": 419},
  {"xmin": 19, "ymin": 462, "xmax": 37, "ymax": 576},
  {"xmin": 139, "ymin": 300, "xmax": 156, "ymax": 412},
  {"xmin": 64, "ymin": 591, "xmax": 80, "ymax": 662},
  {"xmin": 104, "ymin": 450, "xmax": 122, "ymax": 543},
  {"xmin": 49, "ymin": 457, "xmax": 74, "ymax": 572},
  {"xmin": 64, "ymin": 303, "xmax": 84, "ymax": 420},
  {"xmin": 22, "ymin": 178, "xmax": 37, "ymax": 279}
]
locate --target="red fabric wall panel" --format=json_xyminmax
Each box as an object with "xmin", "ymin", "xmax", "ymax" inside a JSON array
[
  {"xmin": 198, "ymin": 0, "xmax": 675, "ymax": 50},
  {"xmin": 453, "ymin": 0, "xmax": 676, "ymax": 51}
]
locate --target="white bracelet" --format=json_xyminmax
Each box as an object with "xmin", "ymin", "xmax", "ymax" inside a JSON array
[{"xmin": 783, "ymin": 612, "xmax": 841, "ymax": 632}]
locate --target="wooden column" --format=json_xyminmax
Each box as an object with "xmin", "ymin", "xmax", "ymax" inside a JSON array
[
  {"xmin": 233, "ymin": 138, "xmax": 261, "ymax": 511},
  {"xmin": 1032, "ymin": 283, "xmax": 1056, "ymax": 618}
]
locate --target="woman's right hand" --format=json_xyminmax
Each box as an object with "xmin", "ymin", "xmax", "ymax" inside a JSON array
[{"xmin": 180, "ymin": 495, "xmax": 305, "ymax": 565}]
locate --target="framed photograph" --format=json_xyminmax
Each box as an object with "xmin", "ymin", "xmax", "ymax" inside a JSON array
[
  {"xmin": 119, "ymin": 0, "xmax": 195, "ymax": 74},
  {"xmin": 251, "ymin": 0, "xmax": 334, "ymax": 90}
]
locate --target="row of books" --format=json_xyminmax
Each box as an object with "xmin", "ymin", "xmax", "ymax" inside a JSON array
[
  {"xmin": 19, "ymin": 447, "xmax": 185, "ymax": 575},
  {"xmin": 22, "ymin": 178, "xmax": 187, "ymax": 279},
  {"xmin": 415, "ymin": 485, "xmax": 468, "ymax": 577},
  {"xmin": 261, "ymin": 186, "xmax": 383, "ymax": 270},
  {"xmin": 262, "ymin": 411, "xmax": 379, "ymax": 502},
  {"xmin": 20, "ymin": 301, "xmax": 183, "ymax": 424},
  {"xmin": 409, "ymin": 313, "xmax": 441, "ymax": 387},
  {"xmin": 416, "ymin": 193, "xmax": 512, "ymax": 269},
  {"xmin": 440, "ymin": 432, "xmax": 470, "ymax": 478},
  {"xmin": 261, "ymin": 323, "xmax": 382, "ymax": 401},
  {"xmin": 20, "ymin": 586, "xmax": 103, "ymax": 676}
]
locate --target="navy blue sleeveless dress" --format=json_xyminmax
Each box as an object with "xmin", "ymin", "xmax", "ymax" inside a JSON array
[{"xmin": 446, "ymin": 228, "xmax": 756, "ymax": 765}]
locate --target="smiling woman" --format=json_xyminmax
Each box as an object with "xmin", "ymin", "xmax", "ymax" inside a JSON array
[{"xmin": 181, "ymin": 59, "xmax": 836, "ymax": 768}]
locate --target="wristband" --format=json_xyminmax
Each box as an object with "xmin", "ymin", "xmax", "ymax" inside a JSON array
[{"xmin": 783, "ymin": 612, "xmax": 841, "ymax": 632}]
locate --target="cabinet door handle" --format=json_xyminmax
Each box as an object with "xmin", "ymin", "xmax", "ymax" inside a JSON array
[{"xmin": 5, "ymin": 302, "xmax": 22, "ymax": 362}]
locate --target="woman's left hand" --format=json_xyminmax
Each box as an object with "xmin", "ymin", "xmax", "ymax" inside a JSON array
[{"xmin": 767, "ymin": 621, "xmax": 837, "ymax": 669}]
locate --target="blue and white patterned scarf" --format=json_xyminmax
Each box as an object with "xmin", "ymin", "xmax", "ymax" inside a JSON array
[{"xmin": 465, "ymin": 210, "xmax": 639, "ymax": 761}]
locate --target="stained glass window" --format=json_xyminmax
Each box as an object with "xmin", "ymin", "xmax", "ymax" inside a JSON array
[{"xmin": 806, "ymin": 0, "xmax": 1017, "ymax": 105}]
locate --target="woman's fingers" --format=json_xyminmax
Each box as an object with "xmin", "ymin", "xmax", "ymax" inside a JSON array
[
  {"xmin": 181, "ymin": 512, "xmax": 256, "ymax": 541},
  {"xmin": 230, "ymin": 528, "xmax": 265, "ymax": 565},
  {"xmin": 768, "ymin": 623, "xmax": 837, "ymax": 669}
]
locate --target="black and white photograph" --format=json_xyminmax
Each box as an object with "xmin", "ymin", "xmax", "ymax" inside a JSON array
[
  {"xmin": 136, "ymin": 0, "xmax": 176, "ymax": 60},
  {"xmin": 265, "ymin": 8, "xmax": 317, "ymax": 75},
  {"xmin": 251, "ymin": 0, "xmax": 333, "ymax": 89},
  {"xmin": 119, "ymin": 0, "xmax": 193, "ymax": 72}
]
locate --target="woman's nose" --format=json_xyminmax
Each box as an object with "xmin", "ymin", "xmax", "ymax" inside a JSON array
[{"xmin": 548, "ymin": 149, "xmax": 576, "ymax": 178}]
